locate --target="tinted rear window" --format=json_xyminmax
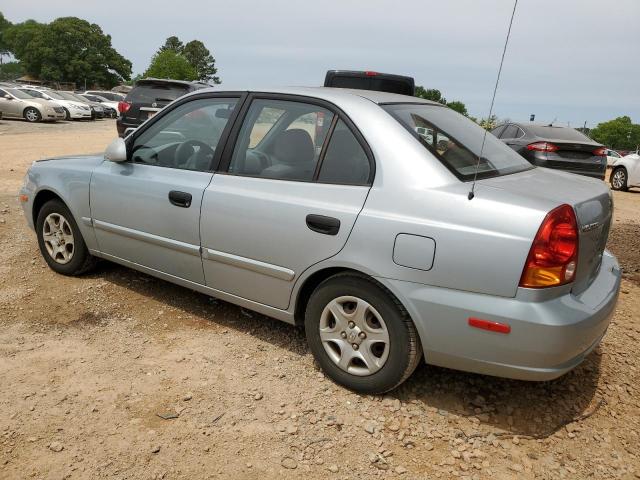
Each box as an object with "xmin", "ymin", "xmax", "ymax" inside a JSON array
[
  {"xmin": 326, "ymin": 75, "xmax": 413, "ymax": 96},
  {"xmin": 127, "ymin": 84, "xmax": 190, "ymax": 104},
  {"xmin": 529, "ymin": 126, "xmax": 592, "ymax": 142},
  {"xmin": 382, "ymin": 103, "xmax": 533, "ymax": 181}
]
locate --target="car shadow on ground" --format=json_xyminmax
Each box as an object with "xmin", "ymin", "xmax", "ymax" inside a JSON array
[{"xmin": 90, "ymin": 260, "xmax": 603, "ymax": 439}]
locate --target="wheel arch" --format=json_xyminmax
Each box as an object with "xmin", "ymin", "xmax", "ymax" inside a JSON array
[
  {"xmin": 23, "ymin": 105, "xmax": 42, "ymax": 119},
  {"xmin": 32, "ymin": 189, "xmax": 66, "ymax": 226}
]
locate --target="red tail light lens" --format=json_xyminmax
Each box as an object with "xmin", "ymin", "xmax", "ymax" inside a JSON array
[
  {"xmin": 365, "ymin": 71, "xmax": 379, "ymax": 76},
  {"xmin": 520, "ymin": 204, "xmax": 579, "ymax": 288},
  {"xmin": 593, "ymin": 147, "xmax": 607, "ymax": 156},
  {"xmin": 527, "ymin": 142, "xmax": 559, "ymax": 152},
  {"xmin": 118, "ymin": 101, "xmax": 131, "ymax": 113}
]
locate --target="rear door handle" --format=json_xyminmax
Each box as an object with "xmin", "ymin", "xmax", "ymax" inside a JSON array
[
  {"xmin": 306, "ymin": 214, "xmax": 340, "ymax": 236},
  {"xmin": 168, "ymin": 190, "xmax": 192, "ymax": 208}
]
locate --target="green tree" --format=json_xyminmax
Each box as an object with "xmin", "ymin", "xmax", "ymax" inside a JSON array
[
  {"xmin": 590, "ymin": 116, "xmax": 640, "ymax": 150},
  {"xmin": 183, "ymin": 40, "xmax": 220, "ymax": 83},
  {"xmin": 0, "ymin": 12, "xmax": 12, "ymax": 63},
  {"xmin": 415, "ymin": 86, "xmax": 446, "ymax": 104},
  {"xmin": 159, "ymin": 36, "xmax": 184, "ymax": 54},
  {"xmin": 0, "ymin": 60, "xmax": 23, "ymax": 80},
  {"xmin": 4, "ymin": 17, "xmax": 131, "ymax": 87},
  {"xmin": 446, "ymin": 100, "xmax": 468, "ymax": 116},
  {"xmin": 144, "ymin": 50, "xmax": 197, "ymax": 81}
]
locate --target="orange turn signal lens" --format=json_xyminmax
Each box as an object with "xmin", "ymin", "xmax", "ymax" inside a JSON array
[{"xmin": 19, "ymin": 194, "xmax": 29, "ymax": 203}]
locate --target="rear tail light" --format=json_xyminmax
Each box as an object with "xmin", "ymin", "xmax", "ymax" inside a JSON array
[
  {"xmin": 118, "ymin": 101, "xmax": 131, "ymax": 114},
  {"xmin": 365, "ymin": 71, "xmax": 379, "ymax": 76},
  {"xmin": 520, "ymin": 204, "xmax": 579, "ymax": 288},
  {"xmin": 526, "ymin": 142, "xmax": 558, "ymax": 152},
  {"xmin": 593, "ymin": 147, "xmax": 607, "ymax": 156}
]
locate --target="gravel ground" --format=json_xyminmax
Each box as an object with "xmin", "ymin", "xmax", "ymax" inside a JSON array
[{"xmin": 0, "ymin": 119, "xmax": 639, "ymax": 479}]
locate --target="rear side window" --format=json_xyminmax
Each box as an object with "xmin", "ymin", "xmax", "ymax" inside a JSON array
[
  {"xmin": 491, "ymin": 125, "xmax": 506, "ymax": 137},
  {"xmin": 382, "ymin": 103, "xmax": 533, "ymax": 181},
  {"xmin": 501, "ymin": 125, "xmax": 519, "ymax": 138},
  {"xmin": 318, "ymin": 120, "xmax": 370, "ymax": 185},
  {"xmin": 127, "ymin": 84, "xmax": 190, "ymax": 104},
  {"xmin": 228, "ymin": 99, "xmax": 335, "ymax": 182}
]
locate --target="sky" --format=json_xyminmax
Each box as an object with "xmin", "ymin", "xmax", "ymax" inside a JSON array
[{"xmin": 2, "ymin": 0, "xmax": 638, "ymax": 127}]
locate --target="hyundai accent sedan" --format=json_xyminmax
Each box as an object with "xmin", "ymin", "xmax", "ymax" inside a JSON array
[{"xmin": 19, "ymin": 87, "xmax": 621, "ymax": 393}]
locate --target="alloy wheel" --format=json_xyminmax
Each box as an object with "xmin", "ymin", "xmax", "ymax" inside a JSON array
[
  {"xmin": 42, "ymin": 213, "xmax": 75, "ymax": 264},
  {"xmin": 612, "ymin": 169, "xmax": 626, "ymax": 189},
  {"xmin": 25, "ymin": 108, "xmax": 39, "ymax": 122},
  {"xmin": 319, "ymin": 296, "xmax": 390, "ymax": 376}
]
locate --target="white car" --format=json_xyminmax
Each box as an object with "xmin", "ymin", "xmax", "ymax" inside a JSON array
[
  {"xmin": 18, "ymin": 88, "xmax": 92, "ymax": 120},
  {"xmin": 604, "ymin": 149, "xmax": 623, "ymax": 167},
  {"xmin": 610, "ymin": 152, "xmax": 640, "ymax": 191},
  {"xmin": 78, "ymin": 93, "xmax": 119, "ymax": 114}
]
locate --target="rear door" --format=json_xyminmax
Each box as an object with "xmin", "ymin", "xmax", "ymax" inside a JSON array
[
  {"xmin": 90, "ymin": 94, "xmax": 241, "ymax": 283},
  {"xmin": 200, "ymin": 95, "xmax": 373, "ymax": 309}
]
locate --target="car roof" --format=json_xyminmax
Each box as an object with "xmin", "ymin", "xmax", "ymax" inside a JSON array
[{"xmin": 189, "ymin": 86, "xmax": 439, "ymax": 106}]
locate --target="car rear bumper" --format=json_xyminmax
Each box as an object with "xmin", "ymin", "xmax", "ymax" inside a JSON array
[
  {"xmin": 383, "ymin": 250, "xmax": 621, "ymax": 381},
  {"xmin": 116, "ymin": 118, "xmax": 140, "ymax": 137}
]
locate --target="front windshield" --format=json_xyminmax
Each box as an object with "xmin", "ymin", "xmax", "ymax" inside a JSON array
[
  {"xmin": 58, "ymin": 91, "xmax": 81, "ymax": 101},
  {"xmin": 382, "ymin": 103, "xmax": 533, "ymax": 181},
  {"xmin": 45, "ymin": 91, "xmax": 66, "ymax": 100},
  {"xmin": 7, "ymin": 89, "xmax": 34, "ymax": 100}
]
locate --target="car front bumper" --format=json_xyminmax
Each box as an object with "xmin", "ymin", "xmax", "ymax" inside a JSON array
[
  {"xmin": 383, "ymin": 250, "xmax": 621, "ymax": 381},
  {"xmin": 69, "ymin": 110, "xmax": 93, "ymax": 119}
]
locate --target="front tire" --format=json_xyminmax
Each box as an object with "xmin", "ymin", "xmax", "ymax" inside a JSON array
[
  {"xmin": 24, "ymin": 107, "xmax": 42, "ymax": 123},
  {"xmin": 36, "ymin": 200, "xmax": 96, "ymax": 275},
  {"xmin": 63, "ymin": 108, "xmax": 71, "ymax": 121},
  {"xmin": 305, "ymin": 273, "xmax": 422, "ymax": 394},
  {"xmin": 611, "ymin": 167, "xmax": 628, "ymax": 191}
]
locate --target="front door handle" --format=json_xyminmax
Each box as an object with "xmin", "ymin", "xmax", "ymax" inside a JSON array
[
  {"xmin": 306, "ymin": 214, "xmax": 340, "ymax": 236},
  {"xmin": 168, "ymin": 190, "xmax": 192, "ymax": 208}
]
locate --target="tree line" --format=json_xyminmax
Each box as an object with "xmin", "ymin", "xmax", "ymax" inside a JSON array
[{"xmin": 0, "ymin": 12, "xmax": 220, "ymax": 88}]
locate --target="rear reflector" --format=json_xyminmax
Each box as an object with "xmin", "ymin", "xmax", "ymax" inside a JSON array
[
  {"xmin": 527, "ymin": 141, "xmax": 558, "ymax": 152},
  {"xmin": 468, "ymin": 317, "xmax": 511, "ymax": 334},
  {"xmin": 18, "ymin": 194, "xmax": 28, "ymax": 203}
]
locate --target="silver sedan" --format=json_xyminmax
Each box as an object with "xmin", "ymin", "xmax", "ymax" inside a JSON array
[{"xmin": 19, "ymin": 87, "xmax": 621, "ymax": 393}]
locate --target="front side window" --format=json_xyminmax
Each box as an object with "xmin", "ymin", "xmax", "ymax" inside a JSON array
[
  {"xmin": 382, "ymin": 103, "xmax": 533, "ymax": 181},
  {"xmin": 228, "ymin": 99, "xmax": 334, "ymax": 181},
  {"xmin": 131, "ymin": 97, "xmax": 237, "ymax": 171}
]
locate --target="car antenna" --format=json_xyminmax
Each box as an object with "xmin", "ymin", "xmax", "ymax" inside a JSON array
[{"xmin": 468, "ymin": 0, "xmax": 519, "ymax": 201}]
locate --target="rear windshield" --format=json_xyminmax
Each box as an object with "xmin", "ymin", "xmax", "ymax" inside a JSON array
[
  {"xmin": 127, "ymin": 84, "xmax": 190, "ymax": 104},
  {"xmin": 382, "ymin": 103, "xmax": 533, "ymax": 181},
  {"xmin": 529, "ymin": 126, "xmax": 592, "ymax": 142},
  {"xmin": 327, "ymin": 75, "xmax": 414, "ymax": 96}
]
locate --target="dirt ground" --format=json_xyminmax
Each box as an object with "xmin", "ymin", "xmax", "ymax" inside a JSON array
[{"xmin": 0, "ymin": 119, "xmax": 639, "ymax": 480}]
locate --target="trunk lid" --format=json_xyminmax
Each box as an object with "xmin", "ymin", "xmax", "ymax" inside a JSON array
[{"xmin": 480, "ymin": 167, "xmax": 612, "ymax": 294}]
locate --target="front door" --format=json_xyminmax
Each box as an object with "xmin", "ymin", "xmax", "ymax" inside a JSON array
[
  {"xmin": 200, "ymin": 96, "xmax": 373, "ymax": 309},
  {"xmin": 90, "ymin": 95, "xmax": 240, "ymax": 283}
]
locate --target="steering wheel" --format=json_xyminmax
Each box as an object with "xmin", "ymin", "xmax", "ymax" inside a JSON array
[{"xmin": 174, "ymin": 140, "xmax": 215, "ymax": 169}]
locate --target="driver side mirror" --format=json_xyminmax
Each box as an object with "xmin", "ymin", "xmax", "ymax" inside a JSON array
[
  {"xmin": 4, "ymin": 94, "xmax": 12, "ymax": 100},
  {"xmin": 104, "ymin": 137, "xmax": 128, "ymax": 163}
]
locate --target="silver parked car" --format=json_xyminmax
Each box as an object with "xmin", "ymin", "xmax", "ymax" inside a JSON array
[
  {"xmin": 0, "ymin": 87, "xmax": 66, "ymax": 122},
  {"xmin": 19, "ymin": 87, "xmax": 621, "ymax": 393}
]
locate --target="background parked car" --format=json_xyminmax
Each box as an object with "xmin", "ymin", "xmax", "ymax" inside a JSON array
[
  {"xmin": 115, "ymin": 78, "xmax": 209, "ymax": 137},
  {"xmin": 604, "ymin": 149, "xmax": 623, "ymax": 167},
  {"xmin": 610, "ymin": 152, "xmax": 640, "ymax": 191},
  {"xmin": 18, "ymin": 88, "xmax": 92, "ymax": 120},
  {"xmin": 78, "ymin": 94, "xmax": 119, "ymax": 118},
  {"xmin": 491, "ymin": 123, "xmax": 607, "ymax": 179},
  {"xmin": 78, "ymin": 90, "xmax": 125, "ymax": 103},
  {"xmin": 0, "ymin": 87, "xmax": 66, "ymax": 122},
  {"xmin": 56, "ymin": 91, "xmax": 104, "ymax": 119}
]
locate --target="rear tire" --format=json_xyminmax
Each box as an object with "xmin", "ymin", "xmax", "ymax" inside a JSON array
[
  {"xmin": 611, "ymin": 167, "xmax": 628, "ymax": 191},
  {"xmin": 23, "ymin": 107, "xmax": 41, "ymax": 123},
  {"xmin": 36, "ymin": 199, "xmax": 97, "ymax": 276},
  {"xmin": 63, "ymin": 108, "xmax": 71, "ymax": 121},
  {"xmin": 304, "ymin": 273, "xmax": 422, "ymax": 394}
]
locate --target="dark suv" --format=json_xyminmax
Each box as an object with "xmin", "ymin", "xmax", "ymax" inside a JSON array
[
  {"xmin": 116, "ymin": 78, "xmax": 209, "ymax": 137},
  {"xmin": 491, "ymin": 123, "xmax": 607, "ymax": 180}
]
